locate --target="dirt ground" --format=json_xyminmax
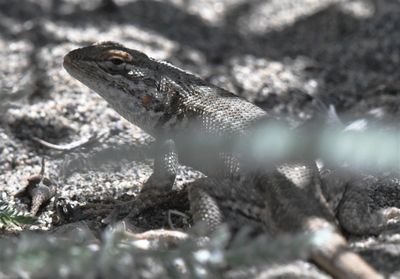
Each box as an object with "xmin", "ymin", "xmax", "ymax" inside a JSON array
[{"xmin": 1, "ymin": 0, "xmax": 400, "ymax": 278}]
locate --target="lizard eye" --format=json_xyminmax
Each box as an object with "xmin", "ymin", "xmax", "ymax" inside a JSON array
[
  {"xmin": 98, "ymin": 50, "xmax": 135, "ymax": 74},
  {"xmin": 110, "ymin": 57, "xmax": 124, "ymax": 65}
]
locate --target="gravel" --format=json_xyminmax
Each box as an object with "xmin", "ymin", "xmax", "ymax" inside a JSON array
[{"xmin": 0, "ymin": 0, "xmax": 399, "ymax": 277}]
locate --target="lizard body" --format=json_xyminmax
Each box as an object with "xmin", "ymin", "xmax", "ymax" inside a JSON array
[{"xmin": 63, "ymin": 42, "xmax": 390, "ymax": 279}]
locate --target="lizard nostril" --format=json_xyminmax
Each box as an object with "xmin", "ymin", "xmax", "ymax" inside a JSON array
[{"xmin": 63, "ymin": 54, "xmax": 72, "ymax": 66}]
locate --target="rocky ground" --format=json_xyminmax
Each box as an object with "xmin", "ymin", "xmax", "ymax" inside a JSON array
[{"xmin": 1, "ymin": 0, "xmax": 400, "ymax": 278}]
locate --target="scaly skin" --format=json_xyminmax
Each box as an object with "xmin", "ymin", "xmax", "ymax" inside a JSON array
[{"xmin": 63, "ymin": 42, "xmax": 383, "ymax": 279}]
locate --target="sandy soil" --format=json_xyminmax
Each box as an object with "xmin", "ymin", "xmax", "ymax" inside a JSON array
[{"xmin": 1, "ymin": 0, "xmax": 400, "ymax": 278}]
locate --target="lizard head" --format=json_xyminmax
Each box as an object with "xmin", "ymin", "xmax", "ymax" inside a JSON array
[{"xmin": 63, "ymin": 42, "xmax": 177, "ymax": 134}]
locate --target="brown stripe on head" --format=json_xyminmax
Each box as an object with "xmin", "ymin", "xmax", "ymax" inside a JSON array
[{"xmin": 100, "ymin": 49, "xmax": 134, "ymax": 63}]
